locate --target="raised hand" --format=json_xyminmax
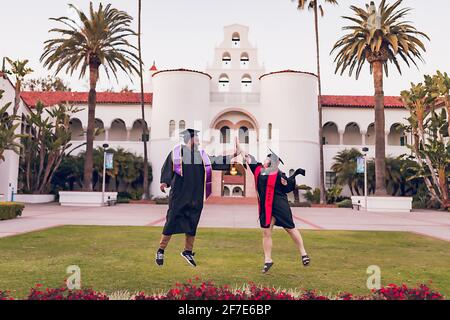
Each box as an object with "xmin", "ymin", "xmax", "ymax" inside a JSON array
[{"xmin": 234, "ymin": 137, "xmax": 241, "ymax": 157}]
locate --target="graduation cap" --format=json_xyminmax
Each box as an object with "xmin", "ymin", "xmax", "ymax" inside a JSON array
[
  {"xmin": 180, "ymin": 128, "xmax": 199, "ymax": 141},
  {"xmin": 267, "ymin": 148, "xmax": 284, "ymax": 165}
]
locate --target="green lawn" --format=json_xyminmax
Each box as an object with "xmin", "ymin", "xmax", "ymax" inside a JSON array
[{"xmin": 0, "ymin": 226, "xmax": 449, "ymax": 298}]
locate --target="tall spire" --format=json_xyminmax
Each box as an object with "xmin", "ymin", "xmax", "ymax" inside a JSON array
[{"xmin": 150, "ymin": 60, "xmax": 157, "ymax": 71}]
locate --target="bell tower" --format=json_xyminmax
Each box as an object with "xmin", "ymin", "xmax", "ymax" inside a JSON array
[{"xmin": 206, "ymin": 24, "xmax": 265, "ymax": 94}]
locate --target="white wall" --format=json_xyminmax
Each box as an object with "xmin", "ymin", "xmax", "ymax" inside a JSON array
[
  {"xmin": 149, "ymin": 70, "xmax": 211, "ymax": 198},
  {"xmin": 260, "ymin": 71, "xmax": 320, "ymax": 189},
  {"xmin": 0, "ymin": 77, "xmax": 29, "ymax": 200}
]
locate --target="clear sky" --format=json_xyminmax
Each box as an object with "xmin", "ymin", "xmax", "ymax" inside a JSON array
[{"xmin": 1, "ymin": 0, "xmax": 448, "ymax": 95}]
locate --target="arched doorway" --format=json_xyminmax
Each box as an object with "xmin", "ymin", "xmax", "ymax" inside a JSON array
[
  {"xmin": 210, "ymin": 109, "xmax": 259, "ymax": 199},
  {"xmin": 222, "ymin": 163, "xmax": 246, "ymax": 198}
]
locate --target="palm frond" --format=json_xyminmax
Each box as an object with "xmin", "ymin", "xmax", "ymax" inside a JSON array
[
  {"xmin": 41, "ymin": 2, "xmax": 140, "ymax": 82},
  {"xmin": 331, "ymin": 0, "xmax": 429, "ymax": 78}
]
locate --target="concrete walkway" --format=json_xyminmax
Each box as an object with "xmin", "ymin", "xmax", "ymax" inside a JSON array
[{"xmin": 0, "ymin": 203, "xmax": 449, "ymax": 242}]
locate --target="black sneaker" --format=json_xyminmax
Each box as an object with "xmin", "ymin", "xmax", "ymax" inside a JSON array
[
  {"xmin": 262, "ymin": 262, "xmax": 274, "ymax": 274},
  {"xmin": 155, "ymin": 250, "xmax": 164, "ymax": 266},
  {"xmin": 181, "ymin": 251, "xmax": 197, "ymax": 267}
]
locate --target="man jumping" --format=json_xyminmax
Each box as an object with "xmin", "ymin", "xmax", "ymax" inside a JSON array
[{"xmin": 155, "ymin": 129, "xmax": 237, "ymax": 267}]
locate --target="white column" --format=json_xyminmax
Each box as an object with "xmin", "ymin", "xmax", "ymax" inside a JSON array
[
  {"xmin": 339, "ymin": 130, "xmax": 345, "ymax": 145},
  {"xmin": 126, "ymin": 129, "xmax": 132, "ymax": 141},
  {"xmin": 104, "ymin": 128, "xmax": 110, "ymax": 141},
  {"xmin": 361, "ymin": 130, "xmax": 367, "ymax": 146}
]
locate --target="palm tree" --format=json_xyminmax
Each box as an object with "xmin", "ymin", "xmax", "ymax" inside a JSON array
[
  {"xmin": 5, "ymin": 58, "xmax": 33, "ymax": 116},
  {"xmin": 137, "ymin": 0, "xmax": 150, "ymax": 199},
  {"xmin": 41, "ymin": 2, "xmax": 140, "ymax": 191},
  {"xmin": 293, "ymin": 0, "xmax": 338, "ymax": 204},
  {"xmin": 331, "ymin": 0, "xmax": 429, "ymax": 195},
  {"xmin": 331, "ymin": 148, "xmax": 363, "ymax": 195}
]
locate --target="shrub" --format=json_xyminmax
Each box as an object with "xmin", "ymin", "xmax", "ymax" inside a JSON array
[
  {"xmin": 289, "ymin": 201, "xmax": 312, "ymax": 208},
  {"xmin": 129, "ymin": 189, "xmax": 143, "ymax": 201},
  {"xmin": 304, "ymin": 188, "xmax": 321, "ymax": 204},
  {"xmin": 0, "ymin": 202, "xmax": 24, "ymax": 220},
  {"xmin": 117, "ymin": 197, "xmax": 130, "ymax": 204},
  {"xmin": 326, "ymin": 186, "xmax": 343, "ymax": 204},
  {"xmin": 154, "ymin": 197, "xmax": 169, "ymax": 205},
  {"xmin": 337, "ymin": 199, "xmax": 352, "ymax": 208}
]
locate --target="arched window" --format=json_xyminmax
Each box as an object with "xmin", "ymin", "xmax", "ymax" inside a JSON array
[
  {"xmin": 366, "ymin": 123, "xmax": 375, "ymax": 145},
  {"xmin": 130, "ymin": 119, "xmax": 146, "ymax": 141},
  {"xmin": 240, "ymin": 52, "xmax": 249, "ymax": 69},
  {"xmin": 94, "ymin": 119, "xmax": 105, "ymax": 141},
  {"xmin": 388, "ymin": 123, "xmax": 405, "ymax": 146},
  {"xmin": 233, "ymin": 187, "xmax": 243, "ymax": 197},
  {"xmin": 241, "ymin": 74, "xmax": 252, "ymax": 93},
  {"xmin": 69, "ymin": 118, "xmax": 84, "ymax": 141},
  {"xmin": 343, "ymin": 122, "xmax": 362, "ymax": 145},
  {"xmin": 220, "ymin": 126, "xmax": 231, "ymax": 144},
  {"xmin": 322, "ymin": 122, "xmax": 339, "ymax": 145},
  {"xmin": 222, "ymin": 52, "xmax": 231, "ymax": 68},
  {"xmin": 218, "ymin": 74, "xmax": 230, "ymax": 92},
  {"xmin": 169, "ymin": 120, "xmax": 176, "ymax": 138},
  {"xmin": 179, "ymin": 120, "xmax": 186, "ymax": 131},
  {"xmin": 110, "ymin": 119, "xmax": 127, "ymax": 141},
  {"xmin": 268, "ymin": 123, "xmax": 273, "ymax": 140},
  {"xmin": 239, "ymin": 126, "xmax": 249, "ymax": 144},
  {"xmin": 232, "ymin": 32, "xmax": 240, "ymax": 48}
]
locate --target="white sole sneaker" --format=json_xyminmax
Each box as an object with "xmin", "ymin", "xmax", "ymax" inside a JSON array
[{"xmin": 180, "ymin": 252, "xmax": 197, "ymax": 267}]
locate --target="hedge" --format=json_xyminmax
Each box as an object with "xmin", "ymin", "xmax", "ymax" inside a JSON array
[
  {"xmin": 337, "ymin": 199, "xmax": 353, "ymax": 208},
  {"xmin": 0, "ymin": 202, "xmax": 25, "ymax": 220}
]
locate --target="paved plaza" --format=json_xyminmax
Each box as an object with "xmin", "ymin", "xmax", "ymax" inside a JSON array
[{"xmin": 0, "ymin": 204, "xmax": 449, "ymax": 242}]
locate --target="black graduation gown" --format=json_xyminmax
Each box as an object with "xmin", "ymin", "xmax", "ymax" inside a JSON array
[
  {"xmin": 248, "ymin": 156, "xmax": 296, "ymax": 229},
  {"xmin": 160, "ymin": 145, "xmax": 231, "ymax": 236}
]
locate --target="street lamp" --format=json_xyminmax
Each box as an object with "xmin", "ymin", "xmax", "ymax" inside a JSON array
[
  {"xmin": 102, "ymin": 144, "xmax": 109, "ymax": 206},
  {"xmin": 362, "ymin": 147, "xmax": 369, "ymax": 211}
]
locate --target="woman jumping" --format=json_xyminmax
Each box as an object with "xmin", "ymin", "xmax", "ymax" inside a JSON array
[{"xmin": 241, "ymin": 147, "xmax": 310, "ymax": 273}]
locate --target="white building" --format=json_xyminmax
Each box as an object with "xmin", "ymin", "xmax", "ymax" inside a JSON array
[{"xmin": 0, "ymin": 24, "xmax": 412, "ymax": 201}]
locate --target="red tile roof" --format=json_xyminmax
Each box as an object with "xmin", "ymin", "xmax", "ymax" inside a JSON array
[
  {"xmin": 21, "ymin": 91, "xmax": 153, "ymax": 108},
  {"xmin": 321, "ymin": 95, "xmax": 404, "ymax": 108},
  {"xmin": 19, "ymin": 90, "xmax": 405, "ymax": 110}
]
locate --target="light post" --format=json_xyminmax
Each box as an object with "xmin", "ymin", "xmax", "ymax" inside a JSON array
[
  {"xmin": 102, "ymin": 144, "xmax": 109, "ymax": 206},
  {"xmin": 362, "ymin": 147, "xmax": 369, "ymax": 211}
]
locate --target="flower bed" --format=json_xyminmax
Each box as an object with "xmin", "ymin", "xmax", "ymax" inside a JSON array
[
  {"xmin": 27, "ymin": 284, "xmax": 108, "ymax": 300},
  {"xmin": 0, "ymin": 280, "xmax": 444, "ymax": 300},
  {"xmin": 0, "ymin": 290, "xmax": 12, "ymax": 300}
]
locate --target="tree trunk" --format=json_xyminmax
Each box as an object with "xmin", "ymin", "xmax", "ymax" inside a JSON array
[
  {"xmin": 372, "ymin": 60, "xmax": 387, "ymax": 195},
  {"xmin": 313, "ymin": 3, "xmax": 326, "ymax": 204},
  {"xmin": 83, "ymin": 64, "xmax": 99, "ymax": 192},
  {"xmin": 446, "ymin": 98, "xmax": 450, "ymax": 139},
  {"xmin": 293, "ymin": 188, "xmax": 300, "ymax": 204},
  {"xmin": 13, "ymin": 81, "xmax": 21, "ymax": 116},
  {"xmin": 138, "ymin": 0, "xmax": 150, "ymax": 200}
]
